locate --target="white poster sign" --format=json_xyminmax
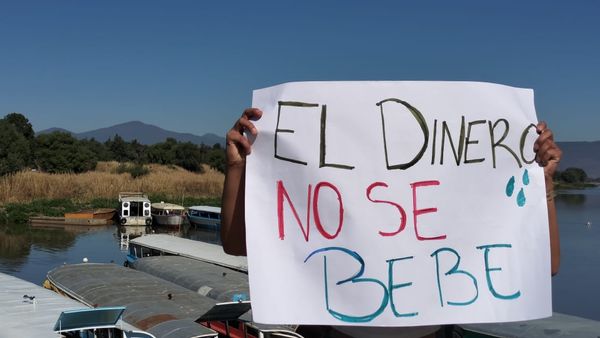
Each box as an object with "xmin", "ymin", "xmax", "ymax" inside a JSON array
[{"xmin": 245, "ymin": 81, "xmax": 551, "ymax": 326}]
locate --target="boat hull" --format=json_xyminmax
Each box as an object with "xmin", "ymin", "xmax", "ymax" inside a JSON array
[
  {"xmin": 187, "ymin": 216, "xmax": 220, "ymax": 230},
  {"xmin": 152, "ymin": 214, "xmax": 184, "ymax": 228}
]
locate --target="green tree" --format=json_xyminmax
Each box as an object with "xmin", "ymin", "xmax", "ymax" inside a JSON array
[
  {"xmin": 3, "ymin": 112, "xmax": 34, "ymax": 140},
  {"xmin": 557, "ymin": 167, "xmax": 588, "ymax": 183},
  {"xmin": 34, "ymin": 132, "xmax": 97, "ymax": 173},
  {"xmin": 129, "ymin": 139, "xmax": 148, "ymax": 163},
  {"xmin": 105, "ymin": 134, "xmax": 132, "ymax": 162},
  {"xmin": 207, "ymin": 147, "xmax": 226, "ymax": 173},
  {"xmin": 173, "ymin": 142, "xmax": 204, "ymax": 173},
  {"xmin": 0, "ymin": 120, "xmax": 30, "ymax": 175},
  {"xmin": 2, "ymin": 112, "xmax": 35, "ymax": 166},
  {"xmin": 79, "ymin": 138, "xmax": 112, "ymax": 161},
  {"xmin": 146, "ymin": 138, "xmax": 177, "ymax": 165}
]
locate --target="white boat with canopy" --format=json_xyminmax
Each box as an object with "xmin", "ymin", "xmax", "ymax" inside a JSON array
[
  {"xmin": 127, "ymin": 234, "xmax": 248, "ymax": 272},
  {"xmin": 0, "ymin": 272, "xmax": 151, "ymax": 337}
]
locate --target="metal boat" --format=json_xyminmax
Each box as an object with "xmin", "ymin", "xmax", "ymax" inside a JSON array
[
  {"xmin": 151, "ymin": 202, "xmax": 185, "ymax": 228},
  {"xmin": 46, "ymin": 263, "xmax": 219, "ymax": 338},
  {"xmin": 118, "ymin": 192, "xmax": 152, "ymax": 226},
  {"xmin": 186, "ymin": 206, "xmax": 221, "ymax": 230},
  {"xmin": 131, "ymin": 255, "xmax": 302, "ymax": 338},
  {"xmin": 0, "ymin": 272, "xmax": 152, "ymax": 337},
  {"xmin": 126, "ymin": 234, "xmax": 247, "ymax": 272}
]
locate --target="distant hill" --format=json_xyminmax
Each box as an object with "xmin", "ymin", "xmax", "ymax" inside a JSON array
[
  {"xmin": 556, "ymin": 141, "xmax": 600, "ymax": 179},
  {"xmin": 37, "ymin": 121, "xmax": 225, "ymax": 146},
  {"xmin": 33, "ymin": 124, "xmax": 600, "ymax": 178}
]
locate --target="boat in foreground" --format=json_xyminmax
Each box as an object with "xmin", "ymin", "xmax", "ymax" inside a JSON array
[
  {"xmin": 126, "ymin": 233, "xmax": 248, "ymax": 272},
  {"xmin": 0, "ymin": 272, "xmax": 152, "ymax": 337},
  {"xmin": 55, "ymin": 306, "xmax": 156, "ymax": 338},
  {"xmin": 151, "ymin": 202, "xmax": 185, "ymax": 228},
  {"xmin": 46, "ymin": 263, "xmax": 219, "ymax": 338},
  {"xmin": 131, "ymin": 255, "xmax": 302, "ymax": 337},
  {"xmin": 186, "ymin": 206, "xmax": 221, "ymax": 230}
]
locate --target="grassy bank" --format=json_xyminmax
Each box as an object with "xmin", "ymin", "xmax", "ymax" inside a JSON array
[
  {"xmin": 0, "ymin": 161, "xmax": 224, "ymax": 224},
  {"xmin": 555, "ymin": 182, "xmax": 599, "ymax": 190}
]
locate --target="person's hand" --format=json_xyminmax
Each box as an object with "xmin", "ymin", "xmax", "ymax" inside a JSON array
[
  {"xmin": 226, "ymin": 108, "xmax": 263, "ymax": 168},
  {"xmin": 534, "ymin": 121, "xmax": 562, "ymax": 185}
]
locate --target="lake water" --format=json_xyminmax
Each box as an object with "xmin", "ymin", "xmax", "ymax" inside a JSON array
[{"xmin": 1, "ymin": 188, "xmax": 599, "ymax": 322}]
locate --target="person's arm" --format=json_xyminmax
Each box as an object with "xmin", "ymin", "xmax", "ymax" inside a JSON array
[
  {"xmin": 221, "ymin": 108, "xmax": 262, "ymax": 256},
  {"xmin": 534, "ymin": 121, "xmax": 562, "ymax": 276}
]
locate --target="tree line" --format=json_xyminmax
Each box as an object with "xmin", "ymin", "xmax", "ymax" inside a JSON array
[
  {"xmin": 554, "ymin": 167, "xmax": 589, "ymax": 184},
  {"xmin": 0, "ymin": 113, "xmax": 226, "ymax": 176}
]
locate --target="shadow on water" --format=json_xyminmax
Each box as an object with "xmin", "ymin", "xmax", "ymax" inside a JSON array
[
  {"xmin": 146, "ymin": 222, "xmax": 221, "ymax": 245},
  {"xmin": 555, "ymin": 193, "xmax": 586, "ymax": 207},
  {"xmin": 0, "ymin": 223, "xmax": 76, "ymax": 271}
]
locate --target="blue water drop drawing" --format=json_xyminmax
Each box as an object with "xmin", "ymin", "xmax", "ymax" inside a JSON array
[
  {"xmin": 506, "ymin": 176, "xmax": 515, "ymax": 197},
  {"xmin": 522, "ymin": 169, "xmax": 530, "ymax": 186},
  {"xmin": 517, "ymin": 188, "xmax": 526, "ymax": 207}
]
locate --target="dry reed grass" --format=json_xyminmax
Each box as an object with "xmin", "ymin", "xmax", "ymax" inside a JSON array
[{"xmin": 0, "ymin": 161, "xmax": 224, "ymax": 204}]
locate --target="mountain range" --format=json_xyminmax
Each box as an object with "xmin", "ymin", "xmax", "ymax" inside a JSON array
[
  {"xmin": 37, "ymin": 121, "xmax": 599, "ymax": 178},
  {"xmin": 37, "ymin": 121, "xmax": 225, "ymax": 147}
]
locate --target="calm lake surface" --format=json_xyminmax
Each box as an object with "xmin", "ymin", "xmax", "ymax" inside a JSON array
[{"xmin": 1, "ymin": 188, "xmax": 599, "ymax": 321}]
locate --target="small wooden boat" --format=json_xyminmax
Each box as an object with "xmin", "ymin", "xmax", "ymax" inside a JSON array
[
  {"xmin": 64, "ymin": 208, "xmax": 116, "ymax": 220},
  {"xmin": 29, "ymin": 208, "xmax": 116, "ymax": 229},
  {"xmin": 151, "ymin": 202, "xmax": 185, "ymax": 228},
  {"xmin": 187, "ymin": 205, "xmax": 221, "ymax": 230}
]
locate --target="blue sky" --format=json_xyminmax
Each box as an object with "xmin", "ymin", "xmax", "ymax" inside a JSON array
[{"xmin": 0, "ymin": 1, "xmax": 598, "ymax": 141}]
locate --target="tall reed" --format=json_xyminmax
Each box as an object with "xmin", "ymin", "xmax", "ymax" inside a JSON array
[{"xmin": 0, "ymin": 162, "xmax": 224, "ymax": 204}]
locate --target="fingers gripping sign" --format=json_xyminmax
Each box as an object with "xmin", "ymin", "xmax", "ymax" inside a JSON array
[
  {"xmin": 226, "ymin": 108, "xmax": 263, "ymax": 166},
  {"xmin": 534, "ymin": 121, "xmax": 562, "ymax": 179}
]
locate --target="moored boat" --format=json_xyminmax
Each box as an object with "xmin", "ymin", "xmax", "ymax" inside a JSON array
[
  {"xmin": 54, "ymin": 307, "xmax": 156, "ymax": 338},
  {"xmin": 0, "ymin": 272, "xmax": 151, "ymax": 337},
  {"xmin": 118, "ymin": 192, "xmax": 152, "ymax": 226},
  {"xmin": 126, "ymin": 234, "xmax": 247, "ymax": 272},
  {"xmin": 131, "ymin": 255, "xmax": 302, "ymax": 337},
  {"xmin": 64, "ymin": 208, "xmax": 116, "ymax": 221},
  {"xmin": 187, "ymin": 205, "xmax": 221, "ymax": 230},
  {"xmin": 151, "ymin": 202, "xmax": 185, "ymax": 228},
  {"xmin": 29, "ymin": 208, "xmax": 117, "ymax": 229},
  {"xmin": 132, "ymin": 255, "xmax": 250, "ymax": 303},
  {"xmin": 46, "ymin": 263, "xmax": 219, "ymax": 338}
]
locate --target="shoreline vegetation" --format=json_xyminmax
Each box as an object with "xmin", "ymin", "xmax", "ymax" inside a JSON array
[
  {"xmin": 0, "ymin": 161, "xmax": 223, "ymax": 225},
  {"xmin": 1, "ymin": 160, "xmax": 597, "ymax": 226},
  {"xmin": 555, "ymin": 182, "xmax": 599, "ymax": 190}
]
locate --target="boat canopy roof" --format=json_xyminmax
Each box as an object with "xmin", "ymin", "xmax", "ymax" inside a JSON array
[
  {"xmin": 130, "ymin": 234, "xmax": 247, "ymax": 272},
  {"xmin": 54, "ymin": 306, "xmax": 126, "ymax": 332},
  {"xmin": 46, "ymin": 264, "xmax": 218, "ymax": 338},
  {"xmin": 119, "ymin": 192, "xmax": 150, "ymax": 202},
  {"xmin": 188, "ymin": 205, "xmax": 221, "ymax": 213},
  {"xmin": 0, "ymin": 272, "xmax": 85, "ymax": 337},
  {"xmin": 120, "ymin": 196, "xmax": 151, "ymax": 203},
  {"xmin": 151, "ymin": 202, "xmax": 185, "ymax": 210}
]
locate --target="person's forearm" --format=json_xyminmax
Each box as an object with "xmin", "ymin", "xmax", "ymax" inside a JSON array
[
  {"xmin": 546, "ymin": 178, "xmax": 560, "ymax": 276},
  {"xmin": 221, "ymin": 163, "xmax": 247, "ymax": 256}
]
